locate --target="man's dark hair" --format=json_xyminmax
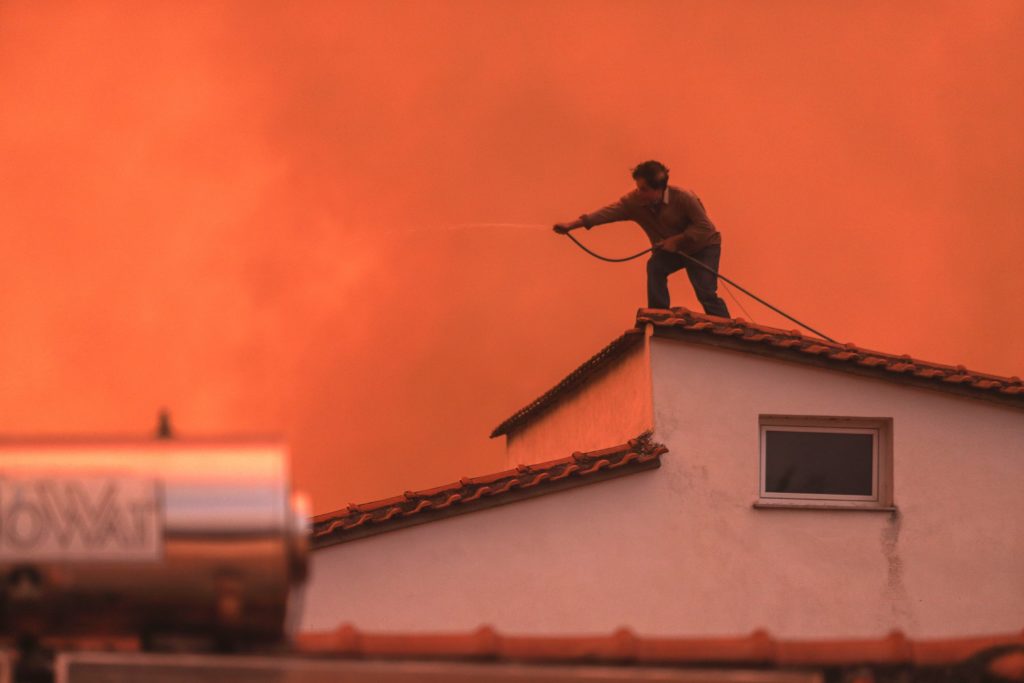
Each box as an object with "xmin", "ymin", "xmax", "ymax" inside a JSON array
[{"xmin": 631, "ymin": 160, "xmax": 670, "ymax": 190}]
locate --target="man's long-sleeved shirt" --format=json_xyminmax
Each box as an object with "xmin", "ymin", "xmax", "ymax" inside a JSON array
[{"xmin": 579, "ymin": 185, "xmax": 721, "ymax": 255}]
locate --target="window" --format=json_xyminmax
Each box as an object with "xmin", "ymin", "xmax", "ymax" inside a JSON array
[{"xmin": 757, "ymin": 416, "xmax": 893, "ymax": 510}]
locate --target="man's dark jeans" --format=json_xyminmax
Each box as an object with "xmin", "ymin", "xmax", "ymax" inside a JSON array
[{"xmin": 646, "ymin": 244, "xmax": 730, "ymax": 317}]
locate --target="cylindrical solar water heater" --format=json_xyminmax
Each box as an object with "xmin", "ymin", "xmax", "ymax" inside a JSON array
[{"xmin": 0, "ymin": 438, "xmax": 310, "ymax": 643}]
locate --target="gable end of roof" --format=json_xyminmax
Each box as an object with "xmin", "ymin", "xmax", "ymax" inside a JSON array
[{"xmin": 490, "ymin": 328, "xmax": 645, "ymax": 438}]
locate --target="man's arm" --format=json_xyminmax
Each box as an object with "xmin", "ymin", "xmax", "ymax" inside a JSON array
[{"xmin": 553, "ymin": 199, "xmax": 629, "ymax": 234}]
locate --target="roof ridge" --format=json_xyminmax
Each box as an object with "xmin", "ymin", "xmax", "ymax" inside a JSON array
[
  {"xmin": 490, "ymin": 309, "xmax": 1022, "ymax": 443},
  {"xmin": 636, "ymin": 308, "xmax": 1024, "ymax": 399}
]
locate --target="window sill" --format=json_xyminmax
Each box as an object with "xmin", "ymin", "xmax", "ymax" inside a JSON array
[{"xmin": 753, "ymin": 501, "xmax": 897, "ymax": 512}]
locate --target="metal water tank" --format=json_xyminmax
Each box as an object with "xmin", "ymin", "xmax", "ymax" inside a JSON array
[{"xmin": 0, "ymin": 438, "xmax": 310, "ymax": 643}]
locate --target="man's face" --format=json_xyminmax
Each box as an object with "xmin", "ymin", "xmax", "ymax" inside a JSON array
[{"xmin": 635, "ymin": 178, "xmax": 664, "ymax": 204}]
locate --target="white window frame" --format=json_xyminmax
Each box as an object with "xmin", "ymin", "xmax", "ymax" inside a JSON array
[{"xmin": 756, "ymin": 415, "xmax": 893, "ymax": 511}]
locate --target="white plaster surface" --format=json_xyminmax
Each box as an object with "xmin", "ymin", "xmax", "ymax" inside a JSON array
[
  {"xmin": 302, "ymin": 336, "xmax": 1024, "ymax": 639},
  {"xmin": 506, "ymin": 340, "xmax": 653, "ymax": 467}
]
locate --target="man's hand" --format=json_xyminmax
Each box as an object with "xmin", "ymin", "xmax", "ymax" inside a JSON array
[
  {"xmin": 552, "ymin": 222, "xmax": 576, "ymax": 234},
  {"xmin": 657, "ymin": 235, "xmax": 687, "ymax": 252}
]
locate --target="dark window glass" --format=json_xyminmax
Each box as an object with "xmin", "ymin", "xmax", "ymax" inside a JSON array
[{"xmin": 764, "ymin": 430, "xmax": 874, "ymax": 496}]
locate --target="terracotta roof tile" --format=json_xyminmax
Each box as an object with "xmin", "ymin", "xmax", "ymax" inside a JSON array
[
  {"xmin": 11, "ymin": 629, "xmax": 1022, "ymax": 678},
  {"xmin": 491, "ymin": 310, "xmax": 1023, "ymax": 441},
  {"xmin": 296, "ymin": 625, "xmax": 1024, "ymax": 674},
  {"xmin": 311, "ymin": 434, "xmax": 666, "ymax": 548},
  {"xmin": 639, "ymin": 308, "xmax": 1024, "ymax": 410}
]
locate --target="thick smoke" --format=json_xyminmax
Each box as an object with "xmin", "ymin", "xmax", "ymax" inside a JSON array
[{"xmin": 1, "ymin": 1, "xmax": 1021, "ymax": 511}]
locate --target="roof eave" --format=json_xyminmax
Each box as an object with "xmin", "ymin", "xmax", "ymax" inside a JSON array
[{"xmin": 312, "ymin": 434, "xmax": 666, "ymax": 549}]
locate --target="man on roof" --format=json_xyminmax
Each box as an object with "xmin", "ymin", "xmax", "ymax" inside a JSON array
[{"xmin": 554, "ymin": 160, "xmax": 730, "ymax": 317}]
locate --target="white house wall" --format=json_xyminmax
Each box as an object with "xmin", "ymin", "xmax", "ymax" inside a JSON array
[
  {"xmin": 302, "ymin": 337, "xmax": 1023, "ymax": 639},
  {"xmin": 302, "ymin": 470, "xmax": 666, "ymax": 635},
  {"xmin": 506, "ymin": 340, "xmax": 653, "ymax": 468},
  {"xmin": 648, "ymin": 336, "xmax": 1024, "ymax": 638}
]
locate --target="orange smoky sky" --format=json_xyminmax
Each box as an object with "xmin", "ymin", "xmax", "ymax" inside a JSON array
[{"xmin": 1, "ymin": 1, "xmax": 1022, "ymax": 514}]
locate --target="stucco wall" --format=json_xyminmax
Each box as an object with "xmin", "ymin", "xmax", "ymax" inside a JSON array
[
  {"xmin": 505, "ymin": 336, "xmax": 653, "ymax": 467},
  {"xmin": 647, "ymin": 336, "xmax": 1024, "ymax": 638},
  {"xmin": 302, "ymin": 337, "xmax": 1024, "ymax": 638}
]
